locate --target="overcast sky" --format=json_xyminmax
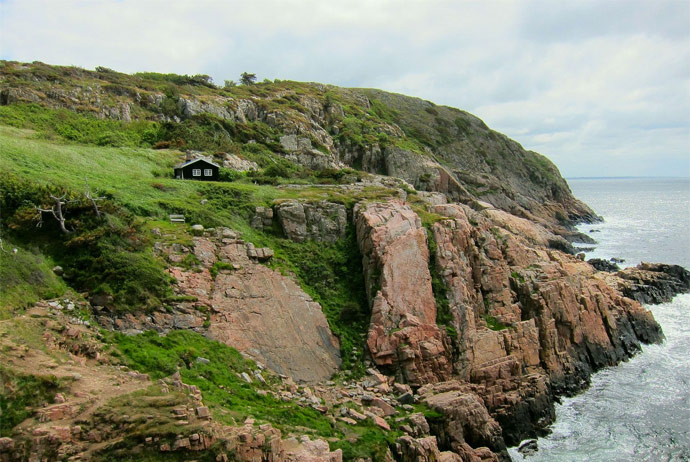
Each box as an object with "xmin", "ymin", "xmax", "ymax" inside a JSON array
[{"xmin": 1, "ymin": 0, "xmax": 688, "ymax": 178}]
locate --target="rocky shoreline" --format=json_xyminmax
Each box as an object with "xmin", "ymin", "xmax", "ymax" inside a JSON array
[{"xmin": 85, "ymin": 197, "xmax": 688, "ymax": 461}]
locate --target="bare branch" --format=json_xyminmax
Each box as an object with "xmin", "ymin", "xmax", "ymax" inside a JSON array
[
  {"xmin": 37, "ymin": 194, "xmax": 72, "ymax": 234},
  {"xmin": 84, "ymin": 177, "xmax": 104, "ymax": 218}
]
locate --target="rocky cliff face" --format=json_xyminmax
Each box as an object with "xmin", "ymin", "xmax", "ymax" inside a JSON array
[
  {"xmin": 351, "ymin": 198, "xmax": 667, "ymax": 449},
  {"xmin": 355, "ymin": 201, "xmax": 453, "ymax": 386},
  {"xmin": 98, "ymin": 228, "xmax": 341, "ymax": 383}
]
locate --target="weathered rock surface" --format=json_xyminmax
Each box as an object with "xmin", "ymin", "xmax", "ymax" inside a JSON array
[
  {"xmin": 427, "ymin": 201, "xmax": 664, "ymax": 444},
  {"xmin": 102, "ymin": 229, "xmax": 341, "ymax": 383},
  {"xmin": 275, "ymin": 200, "xmax": 347, "ymax": 243},
  {"xmin": 614, "ymin": 262, "xmax": 690, "ymax": 304},
  {"xmin": 588, "ymin": 258, "xmax": 620, "ymax": 272},
  {"xmin": 419, "ymin": 382, "xmax": 508, "ymax": 461},
  {"xmin": 222, "ymin": 153, "xmax": 258, "ymax": 171},
  {"xmin": 355, "ymin": 200, "xmax": 452, "ymax": 385}
]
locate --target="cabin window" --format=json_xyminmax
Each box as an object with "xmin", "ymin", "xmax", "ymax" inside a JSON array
[
  {"xmin": 192, "ymin": 169, "xmax": 201, "ymax": 176},
  {"xmin": 204, "ymin": 169, "xmax": 212, "ymax": 176}
]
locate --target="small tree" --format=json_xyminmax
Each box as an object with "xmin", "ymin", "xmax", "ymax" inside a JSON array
[
  {"xmin": 223, "ymin": 79, "xmax": 236, "ymax": 88},
  {"xmin": 240, "ymin": 72, "xmax": 257, "ymax": 85}
]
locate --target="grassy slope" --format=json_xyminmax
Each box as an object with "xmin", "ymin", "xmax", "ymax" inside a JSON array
[
  {"xmin": 0, "ymin": 123, "xmax": 385, "ymax": 368},
  {"xmin": 0, "ymin": 239, "xmax": 66, "ymax": 317}
]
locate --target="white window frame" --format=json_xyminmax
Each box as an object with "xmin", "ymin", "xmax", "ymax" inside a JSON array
[
  {"xmin": 204, "ymin": 168, "xmax": 213, "ymax": 176},
  {"xmin": 192, "ymin": 169, "xmax": 201, "ymax": 177}
]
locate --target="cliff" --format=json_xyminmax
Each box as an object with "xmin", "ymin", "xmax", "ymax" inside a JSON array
[{"xmin": 0, "ymin": 61, "xmax": 687, "ymax": 462}]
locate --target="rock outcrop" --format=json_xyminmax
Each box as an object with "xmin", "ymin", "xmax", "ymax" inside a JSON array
[
  {"xmin": 352, "ymin": 199, "xmax": 669, "ymax": 449},
  {"xmin": 355, "ymin": 201, "xmax": 452, "ymax": 386},
  {"xmin": 614, "ymin": 263, "xmax": 690, "ymax": 304},
  {"xmin": 100, "ymin": 229, "xmax": 341, "ymax": 383},
  {"xmin": 426, "ymin": 201, "xmax": 664, "ymax": 444},
  {"xmin": 206, "ymin": 255, "xmax": 341, "ymax": 382},
  {"xmin": 419, "ymin": 382, "xmax": 507, "ymax": 461},
  {"xmin": 275, "ymin": 200, "xmax": 348, "ymax": 243}
]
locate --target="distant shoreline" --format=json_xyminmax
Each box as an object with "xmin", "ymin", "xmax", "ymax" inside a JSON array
[{"xmin": 567, "ymin": 176, "xmax": 690, "ymax": 180}]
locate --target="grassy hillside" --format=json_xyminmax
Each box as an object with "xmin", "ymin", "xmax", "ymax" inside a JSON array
[{"xmin": 0, "ymin": 119, "xmax": 393, "ymax": 370}]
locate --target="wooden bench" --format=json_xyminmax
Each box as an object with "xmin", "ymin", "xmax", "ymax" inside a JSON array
[{"xmin": 169, "ymin": 214, "xmax": 186, "ymax": 223}]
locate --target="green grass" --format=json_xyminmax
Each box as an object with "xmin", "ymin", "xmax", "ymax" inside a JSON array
[
  {"xmin": 110, "ymin": 330, "xmax": 400, "ymax": 460},
  {"xmin": 0, "ymin": 104, "xmax": 160, "ymax": 147},
  {"xmin": 0, "ymin": 367, "xmax": 69, "ymax": 436},
  {"xmin": 0, "ymin": 239, "xmax": 66, "ymax": 316},
  {"xmin": 111, "ymin": 330, "xmax": 334, "ymax": 434},
  {"xmin": 0, "ymin": 125, "xmax": 197, "ymax": 217},
  {"xmin": 483, "ymin": 314, "xmax": 511, "ymax": 331}
]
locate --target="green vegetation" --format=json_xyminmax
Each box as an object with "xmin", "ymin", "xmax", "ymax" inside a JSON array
[
  {"xmin": 110, "ymin": 330, "xmax": 401, "ymax": 460},
  {"xmin": 111, "ymin": 330, "xmax": 334, "ymax": 433},
  {"xmin": 483, "ymin": 314, "xmax": 511, "ymax": 331},
  {"xmin": 1, "ymin": 173, "xmax": 173, "ymax": 312},
  {"xmin": 0, "ymin": 104, "xmax": 160, "ymax": 148},
  {"xmin": 0, "ymin": 239, "xmax": 66, "ymax": 317},
  {"xmin": 511, "ymin": 271, "xmax": 525, "ymax": 284},
  {"xmin": 425, "ymin": 228, "xmax": 458, "ymax": 342},
  {"xmin": 266, "ymin": 231, "xmax": 370, "ymax": 373},
  {"xmin": 209, "ymin": 261, "xmax": 235, "ymax": 278},
  {"xmin": 0, "ymin": 367, "xmax": 68, "ymax": 436}
]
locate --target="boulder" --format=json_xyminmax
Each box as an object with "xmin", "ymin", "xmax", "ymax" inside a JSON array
[{"xmin": 276, "ymin": 200, "xmax": 347, "ymax": 243}]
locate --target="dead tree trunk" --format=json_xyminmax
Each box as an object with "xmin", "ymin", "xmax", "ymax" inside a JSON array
[{"xmin": 37, "ymin": 194, "xmax": 71, "ymax": 234}]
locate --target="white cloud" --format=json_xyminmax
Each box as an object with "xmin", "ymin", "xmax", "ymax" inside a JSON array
[{"xmin": 0, "ymin": 0, "xmax": 688, "ymax": 177}]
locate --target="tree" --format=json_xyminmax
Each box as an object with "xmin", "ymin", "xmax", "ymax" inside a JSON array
[
  {"xmin": 34, "ymin": 178, "xmax": 104, "ymax": 234},
  {"xmin": 240, "ymin": 72, "xmax": 257, "ymax": 85},
  {"xmin": 223, "ymin": 79, "xmax": 236, "ymax": 88}
]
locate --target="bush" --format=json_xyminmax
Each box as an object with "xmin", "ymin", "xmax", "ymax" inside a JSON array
[
  {"xmin": 218, "ymin": 168, "xmax": 245, "ymax": 182},
  {"xmin": 0, "ymin": 103, "xmax": 160, "ymax": 147},
  {"xmin": 0, "ymin": 368, "xmax": 66, "ymax": 436},
  {"xmin": 3, "ymin": 177, "xmax": 172, "ymax": 313}
]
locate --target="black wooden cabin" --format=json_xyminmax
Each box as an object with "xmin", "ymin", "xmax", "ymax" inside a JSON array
[{"xmin": 174, "ymin": 158, "xmax": 219, "ymax": 181}]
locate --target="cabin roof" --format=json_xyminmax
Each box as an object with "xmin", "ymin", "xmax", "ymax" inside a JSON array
[{"xmin": 174, "ymin": 157, "xmax": 220, "ymax": 169}]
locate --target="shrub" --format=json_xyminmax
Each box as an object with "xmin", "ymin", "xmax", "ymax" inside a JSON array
[{"xmin": 0, "ymin": 368, "xmax": 67, "ymax": 436}]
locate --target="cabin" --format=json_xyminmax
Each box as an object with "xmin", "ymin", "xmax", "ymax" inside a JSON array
[{"xmin": 174, "ymin": 157, "xmax": 219, "ymax": 181}]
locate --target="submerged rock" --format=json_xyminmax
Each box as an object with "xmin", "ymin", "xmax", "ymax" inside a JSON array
[
  {"xmin": 588, "ymin": 258, "xmax": 620, "ymax": 272},
  {"xmin": 517, "ymin": 439, "xmax": 538, "ymax": 456}
]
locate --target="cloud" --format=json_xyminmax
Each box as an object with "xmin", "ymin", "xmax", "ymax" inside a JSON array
[{"xmin": 1, "ymin": 0, "xmax": 688, "ymax": 177}]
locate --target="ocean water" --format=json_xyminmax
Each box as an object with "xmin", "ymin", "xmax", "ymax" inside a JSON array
[{"xmin": 508, "ymin": 177, "xmax": 690, "ymax": 462}]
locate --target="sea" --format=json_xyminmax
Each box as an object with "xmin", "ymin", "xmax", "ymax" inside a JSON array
[{"xmin": 508, "ymin": 177, "xmax": 690, "ymax": 462}]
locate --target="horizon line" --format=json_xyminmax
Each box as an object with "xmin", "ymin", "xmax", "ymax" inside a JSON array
[{"xmin": 566, "ymin": 176, "xmax": 690, "ymax": 180}]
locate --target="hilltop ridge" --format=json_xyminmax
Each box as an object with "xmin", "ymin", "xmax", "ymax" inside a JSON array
[{"xmin": 0, "ymin": 60, "xmax": 597, "ymax": 237}]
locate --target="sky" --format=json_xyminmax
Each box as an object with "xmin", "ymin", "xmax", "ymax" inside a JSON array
[{"xmin": 1, "ymin": 0, "xmax": 688, "ymax": 178}]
